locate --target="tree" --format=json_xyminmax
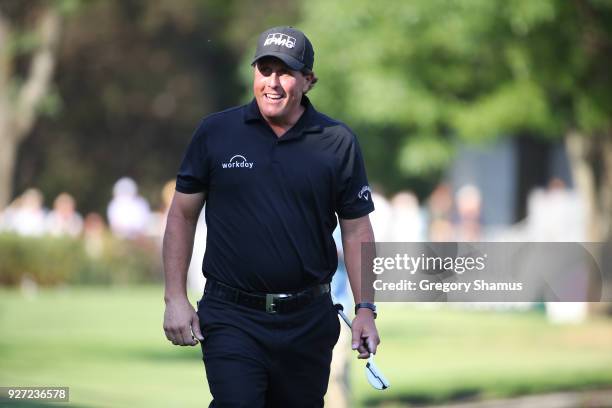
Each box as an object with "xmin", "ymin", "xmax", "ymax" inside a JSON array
[
  {"xmin": 0, "ymin": 1, "xmax": 64, "ymax": 208},
  {"xmin": 299, "ymin": 0, "xmax": 612, "ymax": 240},
  {"xmin": 12, "ymin": 0, "xmax": 300, "ymax": 214}
]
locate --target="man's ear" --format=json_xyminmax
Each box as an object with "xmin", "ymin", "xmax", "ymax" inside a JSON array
[{"xmin": 302, "ymin": 73, "xmax": 314, "ymax": 93}]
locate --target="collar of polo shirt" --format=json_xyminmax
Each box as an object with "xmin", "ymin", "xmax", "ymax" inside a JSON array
[{"xmin": 244, "ymin": 95, "xmax": 323, "ymax": 139}]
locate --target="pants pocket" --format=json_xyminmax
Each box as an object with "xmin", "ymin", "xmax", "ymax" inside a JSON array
[{"xmin": 327, "ymin": 298, "xmax": 342, "ymax": 347}]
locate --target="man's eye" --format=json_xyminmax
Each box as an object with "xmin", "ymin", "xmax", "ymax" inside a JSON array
[{"xmin": 258, "ymin": 66, "xmax": 272, "ymax": 76}]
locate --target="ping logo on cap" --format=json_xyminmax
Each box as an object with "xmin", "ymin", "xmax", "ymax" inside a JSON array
[{"xmin": 264, "ymin": 33, "xmax": 296, "ymax": 49}]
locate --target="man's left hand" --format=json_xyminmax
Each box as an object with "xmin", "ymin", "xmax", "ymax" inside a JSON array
[{"xmin": 351, "ymin": 308, "xmax": 380, "ymax": 359}]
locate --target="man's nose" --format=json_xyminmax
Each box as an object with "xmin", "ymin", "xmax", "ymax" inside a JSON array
[{"xmin": 266, "ymin": 72, "xmax": 281, "ymax": 87}]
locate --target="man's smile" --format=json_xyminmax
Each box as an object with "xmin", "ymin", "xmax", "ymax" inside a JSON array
[{"xmin": 264, "ymin": 93, "xmax": 284, "ymax": 102}]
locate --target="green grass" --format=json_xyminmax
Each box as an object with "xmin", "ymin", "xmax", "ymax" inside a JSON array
[
  {"xmin": 0, "ymin": 286, "xmax": 209, "ymax": 408},
  {"xmin": 0, "ymin": 287, "xmax": 611, "ymax": 407},
  {"xmin": 355, "ymin": 303, "xmax": 612, "ymax": 407}
]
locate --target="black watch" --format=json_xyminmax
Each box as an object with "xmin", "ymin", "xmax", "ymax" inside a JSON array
[{"xmin": 355, "ymin": 302, "xmax": 377, "ymax": 319}]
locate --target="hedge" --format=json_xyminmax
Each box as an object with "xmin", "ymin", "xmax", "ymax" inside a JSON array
[{"xmin": 0, "ymin": 233, "xmax": 162, "ymax": 286}]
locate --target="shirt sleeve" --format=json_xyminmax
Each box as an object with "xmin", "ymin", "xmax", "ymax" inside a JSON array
[
  {"xmin": 175, "ymin": 120, "xmax": 210, "ymax": 194},
  {"xmin": 335, "ymin": 130, "xmax": 375, "ymax": 219}
]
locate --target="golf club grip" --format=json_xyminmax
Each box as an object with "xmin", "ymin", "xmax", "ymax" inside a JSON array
[
  {"xmin": 337, "ymin": 310, "xmax": 352, "ymax": 328},
  {"xmin": 336, "ymin": 306, "xmax": 371, "ymax": 353}
]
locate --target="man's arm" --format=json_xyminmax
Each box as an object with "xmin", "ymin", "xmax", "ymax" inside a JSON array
[
  {"xmin": 339, "ymin": 214, "xmax": 380, "ymax": 359},
  {"xmin": 163, "ymin": 191, "xmax": 206, "ymax": 346}
]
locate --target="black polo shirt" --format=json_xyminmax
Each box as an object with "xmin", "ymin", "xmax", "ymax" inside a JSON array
[{"xmin": 176, "ymin": 96, "xmax": 374, "ymax": 292}]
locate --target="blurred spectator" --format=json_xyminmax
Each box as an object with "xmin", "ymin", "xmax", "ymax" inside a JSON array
[
  {"xmin": 107, "ymin": 177, "xmax": 151, "ymax": 239},
  {"xmin": 148, "ymin": 179, "xmax": 208, "ymax": 292},
  {"xmin": 455, "ymin": 184, "xmax": 482, "ymax": 241},
  {"xmin": 0, "ymin": 200, "xmax": 13, "ymax": 232},
  {"xmin": 186, "ymin": 204, "xmax": 207, "ymax": 294},
  {"xmin": 429, "ymin": 182, "xmax": 453, "ymax": 220},
  {"xmin": 370, "ymin": 189, "xmax": 392, "ymax": 241},
  {"xmin": 45, "ymin": 193, "xmax": 83, "ymax": 237},
  {"xmin": 526, "ymin": 178, "xmax": 586, "ymax": 241},
  {"xmin": 326, "ymin": 224, "xmax": 352, "ymax": 408},
  {"xmin": 161, "ymin": 180, "xmax": 175, "ymax": 215},
  {"xmin": 526, "ymin": 178, "xmax": 588, "ymax": 323},
  {"xmin": 3, "ymin": 188, "xmax": 47, "ymax": 236},
  {"xmin": 83, "ymin": 212, "xmax": 107, "ymax": 258},
  {"xmin": 427, "ymin": 183, "xmax": 454, "ymax": 241},
  {"xmin": 151, "ymin": 180, "xmax": 177, "ymax": 240},
  {"xmin": 388, "ymin": 191, "xmax": 425, "ymax": 241},
  {"xmin": 20, "ymin": 274, "xmax": 39, "ymax": 300},
  {"xmin": 429, "ymin": 218, "xmax": 455, "ymax": 242}
]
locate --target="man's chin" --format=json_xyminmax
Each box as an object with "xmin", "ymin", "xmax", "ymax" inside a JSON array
[{"xmin": 261, "ymin": 108, "xmax": 285, "ymax": 120}]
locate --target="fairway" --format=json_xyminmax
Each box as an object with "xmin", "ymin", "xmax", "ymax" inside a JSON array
[{"xmin": 1, "ymin": 287, "xmax": 611, "ymax": 407}]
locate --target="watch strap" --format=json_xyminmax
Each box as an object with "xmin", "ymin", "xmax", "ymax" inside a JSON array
[{"xmin": 355, "ymin": 302, "xmax": 377, "ymax": 318}]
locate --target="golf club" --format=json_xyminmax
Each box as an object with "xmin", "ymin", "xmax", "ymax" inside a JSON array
[{"xmin": 334, "ymin": 303, "xmax": 390, "ymax": 390}]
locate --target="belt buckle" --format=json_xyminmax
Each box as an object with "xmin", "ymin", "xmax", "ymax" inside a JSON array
[{"xmin": 265, "ymin": 293, "xmax": 290, "ymax": 313}]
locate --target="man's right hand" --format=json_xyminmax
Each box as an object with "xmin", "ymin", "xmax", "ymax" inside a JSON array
[{"xmin": 163, "ymin": 297, "xmax": 205, "ymax": 346}]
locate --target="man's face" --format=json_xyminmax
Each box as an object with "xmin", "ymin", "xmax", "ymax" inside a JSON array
[{"xmin": 253, "ymin": 57, "xmax": 312, "ymax": 125}]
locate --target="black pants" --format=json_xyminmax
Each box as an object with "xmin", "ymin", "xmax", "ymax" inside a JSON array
[{"xmin": 197, "ymin": 290, "xmax": 341, "ymax": 408}]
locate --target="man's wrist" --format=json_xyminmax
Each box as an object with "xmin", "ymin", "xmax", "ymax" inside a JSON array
[
  {"xmin": 355, "ymin": 302, "xmax": 377, "ymax": 319},
  {"xmin": 164, "ymin": 290, "xmax": 188, "ymax": 304},
  {"xmin": 355, "ymin": 308, "xmax": 376, "ymax": 320}
]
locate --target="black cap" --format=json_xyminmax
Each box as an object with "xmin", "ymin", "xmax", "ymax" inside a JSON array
[{"xmin": 252, "ymin": 26, "xmax": 314, "ymax": 71}]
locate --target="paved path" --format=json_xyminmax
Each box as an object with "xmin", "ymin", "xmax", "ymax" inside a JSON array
[{"xmin": 424, "ymin": 389, "xmax": 612, "ymax": 408}]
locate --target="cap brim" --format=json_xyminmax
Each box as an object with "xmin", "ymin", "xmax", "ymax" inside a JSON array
[{"xmin": 252, "ymin": 52, "xmax": 304, "ymax": 71}]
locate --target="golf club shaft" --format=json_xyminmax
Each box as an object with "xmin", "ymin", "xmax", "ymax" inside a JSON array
[{"xmin": 337, "ymin": 308, "xmax": 353, "ymax": 329}]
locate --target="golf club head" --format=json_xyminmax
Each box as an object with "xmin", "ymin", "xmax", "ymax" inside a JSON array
[
  {"xmin": 365, "ymin": 356, "xmax": 390, "ymax": 390},
  {"xmin": 333, "ymin": 303, "xmax": 390, "ymax": 390}
]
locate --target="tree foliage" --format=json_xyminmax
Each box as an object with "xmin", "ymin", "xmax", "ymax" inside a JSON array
[
  {"xmin": 6, "ymin": 0, "xmax": 612, "ymax": 220},
  {"xmin": 12, "ymin": 0, "xmax": 299, "ymax": 213},
  {"xmin": 299, "ymin": 0, "xmax": 612, "ymax": 184}
]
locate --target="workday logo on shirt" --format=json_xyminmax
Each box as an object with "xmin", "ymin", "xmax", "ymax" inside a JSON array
[{"xmin": 221, "ymin": 154, "xmax": 254, "ymax": 169}]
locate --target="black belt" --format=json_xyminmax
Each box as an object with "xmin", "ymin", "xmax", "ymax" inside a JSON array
[{"xmin": 204, "ymin": 279, "xmax": 331, "ymax": 314}]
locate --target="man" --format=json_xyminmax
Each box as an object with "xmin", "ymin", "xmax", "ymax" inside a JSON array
[{"xmin": 163, "ymin": 26, "xmax": 380, "ymax": 407}]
